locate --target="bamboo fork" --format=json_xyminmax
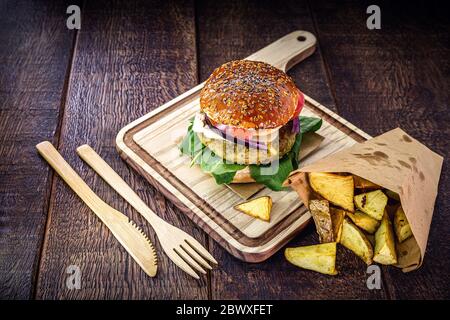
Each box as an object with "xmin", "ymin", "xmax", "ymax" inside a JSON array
[{"xmin": 77, "ymin": 144, "xmax": 217, "ymax": 279}]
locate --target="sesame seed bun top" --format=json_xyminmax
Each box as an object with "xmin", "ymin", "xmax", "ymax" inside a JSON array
[{"xmin": 199, "ymin": 60, "xmax": 301, "ymax": 129}]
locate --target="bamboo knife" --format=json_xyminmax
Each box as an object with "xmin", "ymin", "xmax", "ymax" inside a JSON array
[{"xmin": 36, "ymin": 141, "xmax": 157, "ymax": 277}]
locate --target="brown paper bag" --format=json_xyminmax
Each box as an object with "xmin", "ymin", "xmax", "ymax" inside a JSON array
[{"xmin": 285, "ymin": 128, "xmax": 443, "ymax": 272}]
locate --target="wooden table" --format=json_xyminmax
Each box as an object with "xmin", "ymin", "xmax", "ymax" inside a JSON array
[{"xmin": 1, "ymin": 0, "xmax": 448, "ymax": 299}]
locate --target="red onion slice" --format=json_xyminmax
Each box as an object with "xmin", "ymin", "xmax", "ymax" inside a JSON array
[
  {"xmin": 292, "ymin": 117, "xmax": 300, "ymax": 134},
  {"xmin": 205, "ymin": 116, "xmax": 269, "ymax": 150}
]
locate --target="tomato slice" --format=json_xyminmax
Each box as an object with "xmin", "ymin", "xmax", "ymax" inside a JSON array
[
  {"xmin": 227, "ymin": 127, "xmax": 254, "ymax": 140},
  {"xmin": 293, "ymin": 90, "xmax": 304, "ymax": 118},
  {"xmin": 208, "ymin": 89, "xmax": 304, "ymax": 139}
]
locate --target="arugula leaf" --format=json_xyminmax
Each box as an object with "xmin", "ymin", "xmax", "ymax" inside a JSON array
[
  {"xmin": 211, "ymin": 171, "xmax": 239, "ymax": 184},
  {"xmin": 249, "ymin": 116, "xmax": 322, "ymax": 190},
  {"xmin": 290, "ymin": 132, "xmax": 303, "ymax": 169},
  {"xmin": 199, "ymin": 148, "xmax": 245, "ymax": 184},
  {"xmin": 179, "ymin": 115, "xmax": 322, "ymax": 190},
  {"xmin": 179, "ymin": 119, "xmax": 245, "ymax": 184},
  {"xmin": 249, "ymin": 153, "xmax": 295, "ymax": 191},
  {"xmin": 179, "ymin": 119, "xmax": 203, "ymax": 159},
  {"xmin": 300, "ymin": 116, "xmax": 322, "ymax": 134},
  {"xmin": 249, "ymin": 132, "xmax": 302, "ymax": 191},
  {"xmin": 199, "ymin": 147, "xmax": 243, "ymax": 173}
]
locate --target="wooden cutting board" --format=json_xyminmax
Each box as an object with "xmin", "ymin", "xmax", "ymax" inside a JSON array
[{"xmin": 116, "ymin": 31, "xmax": 371, "ymax": 262}]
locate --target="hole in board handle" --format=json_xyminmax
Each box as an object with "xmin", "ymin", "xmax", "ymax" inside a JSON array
[{"xmin": 297, "ymin": 35, "xmax": 307, "ymax": 42}]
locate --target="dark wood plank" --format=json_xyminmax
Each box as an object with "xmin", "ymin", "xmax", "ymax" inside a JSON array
[
  {"xmin": 309, "ymin": 0, "xmax": 450, "ymax": 299},
  {"xmin": 196, "ymin": 0, "xmax": 388, "ymax": 299},
  {"xmin": 0, "ymin": 0, "xmax": 77, "ymax": 299},
  {"xmin": 35, "ymin": 0, "xmax": 208, "ymax": 299}
]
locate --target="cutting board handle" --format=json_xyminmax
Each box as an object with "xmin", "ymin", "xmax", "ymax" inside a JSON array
[{"xmin": 245, "ymin": 30, "xmax": 316, "ymax": 72}]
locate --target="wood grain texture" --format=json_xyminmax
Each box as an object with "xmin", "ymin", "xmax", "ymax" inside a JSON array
[
  {"xmin": 1, "ymin": 0, "xmax": 448, "ymax": 300},
  {"xmin": 196, "ymin": 0, "xmax": 388, "ymax": 299},
  {"xmin": 35, "ymin": 0, "xmax": 208, "ymax": 299},
  {"xmin": 0, "ymin": 0, "xmax": 77, "ymax": 299},
  {"xmin": 310, "ymin": 0, "xmax": 450, "ymax": 299}
]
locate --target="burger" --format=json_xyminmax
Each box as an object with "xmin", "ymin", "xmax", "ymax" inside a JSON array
[{"xmin": 180, "ymin": 60, "xmax": 322, "ymax": 191}]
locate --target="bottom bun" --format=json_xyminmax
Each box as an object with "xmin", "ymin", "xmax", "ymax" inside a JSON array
[{"xmin": 231, "ymin": 167, "xmax": 256, "ymax": 183}]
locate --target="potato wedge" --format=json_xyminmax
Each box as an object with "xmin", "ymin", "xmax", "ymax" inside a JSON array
[
  {"xmin": 353, "ymin": 176, "xmax": 380, "ymax": 189},
  {"xmin": 366, "ymin": 234, "xmax": 375, "ymax": 247},
  {"xmin": 285, "ymin": 242, "xmax": 337, "ymax": 275},
  {"xmin": 234, "ymin": 196, "xmax": 272, "ymax": 222},
  {"xmin": 394, "ymin": 206, "xmax": 413, "ymax": 243},
  {"xmin": 373, "ymin": 211, "xmax": 398, "ymax": 265},
  {"xmin": 308, "ymin": 172, "xmax": 354, "ymax": 212},
  {"xmin": 354, "ymin": 190, "xmax": 388, "ymax": 221},
  {"xmin": 340, "ymin": 218, "xmax": 373, "ymax": 265},
  {"xmin": 347, "ymin": 211, "xmax": 380, "ymax": 234},
  {"xmin": 385, "ymin": 190, "xmax": 400, "ymax": 201},
  {"xmin": 309, "ymin": 200, "xmax": 334, "ymax": 243},
  {"xmin": 330, "ymin": 207, "xmax": 346, "ymax": 243}
]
